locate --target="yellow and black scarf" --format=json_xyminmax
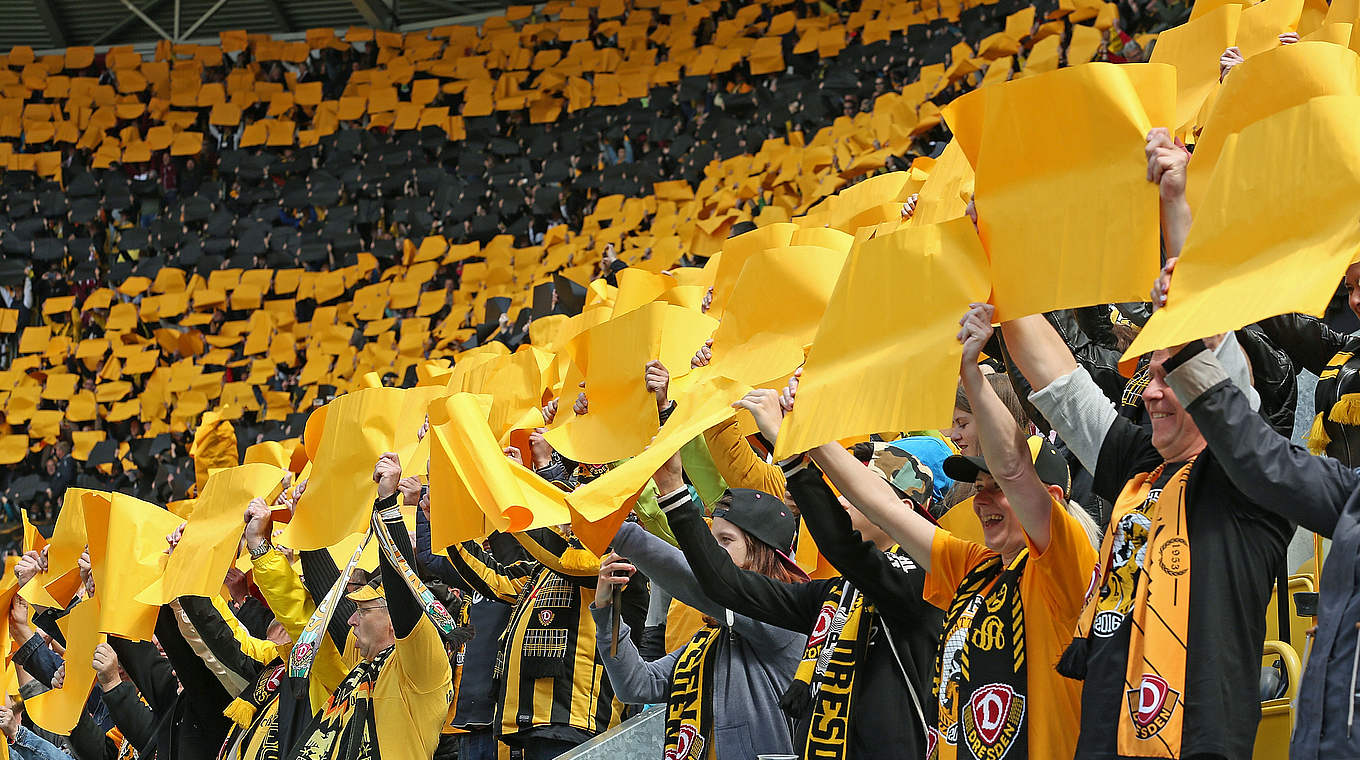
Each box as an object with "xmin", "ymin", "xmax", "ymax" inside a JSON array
[
  {"xmin": 219, "ymin": 660, "xmax": 286, "ymax": 760},
  {"xmin": 779, "ymin": 580, "xmax": 866, "ymax": 760},
  {"xmin": 928, "ymin": 551, "xmax": 1028, "ymax": 760},
  {"xmin": 286, "ymin": 647, "xmax": 392, "ymax": 760},
  {"xmin": 1060, "ymin": 459, "xmax": 1194, "ymax": 758},
  {"xmin": 663, "ymin": 624, "xmax": 722, "ymax": 760}
]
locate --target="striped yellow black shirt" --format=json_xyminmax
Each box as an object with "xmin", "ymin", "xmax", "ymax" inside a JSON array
[{"xmin": 445, "ymin": 529, "xmax": 624, "ymax": 744}]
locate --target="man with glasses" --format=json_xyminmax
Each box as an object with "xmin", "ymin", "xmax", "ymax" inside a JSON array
[{"xmin": 289, "ymin": 453, "xmax": 454, "ymax": 760}]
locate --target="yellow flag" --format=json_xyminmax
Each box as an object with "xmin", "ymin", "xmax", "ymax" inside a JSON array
[
  {"xmin": 612, "ymin": 268, "xmax": 677, "ymax": 316},
  {"xmin": 1150, "ymin": 4, "xmax": 1243, "ymax": 134},
  {"xmin": 428, "ymin": 393, "xmax": 570, "ymax": 546},
  {"xmin": 701, "ymin": 243, "xmax": 850, "ymax": 387},
  {"xmin": 774, "ymin": 218, "xmax": 992, "ymax": 460},
  {"xmin": 282, "ymin": 386, "xmax": 447, "ymax": 550},
  {"xmin": 1235, "ymin": 0, "xmax": 1304, "ymax": 58},
  {"xmin": 26, "ymin": 489, "xmax": 103, "ymax": 608},
  {"xmin": 566, "ymin": 374, "xmax": 750, "ymax": 537},
  {"xmin": 707, "ymin": 224, "xmax": 797, "ymax": 318},
  {"xmin": 951, "ymin": 62, "xmax": 1173, "ymax": 321},
  {"xmin": 26, "ymin": 597, "xmax": 104, "ymax": 734},
  {"xmin": 137, "ymin": 463, "xmax": 286, "ymax": 605},
  {"xmin": 84, "ymin": 494, "xmax": 181, "ymax": 640},
  {"xmin": 1126, "ymin": 96, "xmax": 1360, "ymax": 357},
  {"xmin": 906, "ymin": 139, "xmax": 974, "ymax": 226},
  {"xmin": 544, "ymin": 302, "xmax": 717, "ymax": 465},
  {"xmin": 1187, "ymin": 42, "xmax": 1360, "ymax": 212}
]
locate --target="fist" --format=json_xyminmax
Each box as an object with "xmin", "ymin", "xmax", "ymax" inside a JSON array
[
  {"xmin": 373, "ymin": 452, "xmax": 403, "ymax": 500},
  {"xmin": 93, "ymin": 642, "xmax": 121, "ymax": 689},
  {"xmin": 691, "ymin": 339, "xmax": 713, "ymax": 369},
  {"xmin": 397, "ymin": 476, "xmax": 423, "ymax": 507}
]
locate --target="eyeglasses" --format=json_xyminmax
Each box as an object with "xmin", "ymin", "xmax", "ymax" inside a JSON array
[{"xmin": 354, "ymin": 604, "xmax": 388, "ymax": 617}]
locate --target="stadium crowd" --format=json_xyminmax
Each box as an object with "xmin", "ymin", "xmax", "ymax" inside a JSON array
[{"xmin": 2, "ymin": 0, "xmax": 1359, "ymax": 759}]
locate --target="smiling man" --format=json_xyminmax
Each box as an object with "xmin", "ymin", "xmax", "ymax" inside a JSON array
[
  {"xmin": 1000, "ymin": 314, "xmax": 1291, "ymax": 760},
  {"xmin": 992, "ymin": 128, "xmax": 1304, "ymax": 760}
]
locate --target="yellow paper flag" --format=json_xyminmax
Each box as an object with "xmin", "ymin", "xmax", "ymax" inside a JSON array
[
  {"xmin": 952, "ymin": 62, "xmax": 1173, "ymax": 320},
  {"xmin": 137, "ymin": 463, "xmax": 286, "ymax": 604},
  {"xmin": 1235, "ymin": 0, "xmax": 1303, "ymax": 58},
  {"xmin": 283, "ymin": 385, "xmax": 447, "ymax": 550},
  {"xmin": 1126, "ymin": 95, "xmax": 1360, "ymax": 357},
  {"xmin": 704, "ymin": 244, "xmax": 850, "ymax": 386},
  {"xmin": 84, "ymin": 494, "xmax": 181, "ymax": 640},
  {"xmin": 566, "ymin": 374, "xmax": 750, "ymax": 532},
  {"xmin": 774, "ymin": 218, "xmax": 992, "ymax": 459},
  {"xmin": 1150, "ymin": 4, "xmax": 1243, "ymax": 134},
  {"xmin": 26, "ymin": 597, "xmax": 103, "ymax": 734},
  {"xmin": 544, "ymin": 302, "xmax": 717, "ymax": 464},
  {"xmin": 428, "ymin": 393, "xmax": 570, "ymax": 547},
  {"xmin": 1186, "ymin": 42, "xmax": 1360, "ymax": 212}
]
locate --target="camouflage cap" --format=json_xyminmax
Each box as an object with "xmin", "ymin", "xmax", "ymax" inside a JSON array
[{"xmin": 865, "ymin": 442, "xmax": 934, "ymax": 507}]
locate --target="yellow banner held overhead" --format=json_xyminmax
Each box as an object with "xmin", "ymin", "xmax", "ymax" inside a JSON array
[
  {"xmin": 282, "ymin": 385, "xmax": 447, "ymax": 550},
  {"xmin": 1149, "ymin": 4, "xmax": 1242, "ymax": 135},
  {"xmin": 84, "ymin": 493, "xmax": 182, "ymax": 640},
  {"xmin": 137, "ymin": 463, "xmax": 287, "ymax": 605},
  {"xmin": 1186, "ymin": 42, "xmax": 1360, "ymax": 212},
  {"xmin": 1126, "ymin": 95, "xmax": 1360, "ymax": 358},
  {"xmin": 566, "ymin": 374, "xmax": 750, "ymax": 550},
  {"xmin": 700, "ymin": 242, "xmax": 851, "ymax": 388},
  {"xmin": 544, "ymin": 302, "xmax": 717, "ymax": 465},
  {"xmin": 26, "ymin": 597, "xmax": 104, "ymax": 734},
  {"xmin": 26, "ymin": 489, "xmax": 104, "ymax": 609},
  {"xmin": 774, "ymin": 217, "xmax": 992, "ymax": 460},
  {"xmin": 427, "ymin": 392, "xmax": 569, "ymax": 548},
  {"xmin": 946, "ymin": 62, "xmax": 1174, "ymax": 321}
]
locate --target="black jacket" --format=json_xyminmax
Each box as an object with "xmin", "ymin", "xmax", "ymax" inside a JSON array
[
  {"xmin": 668, "ymin": 467, "xmax": 942, "ymax": 760},
  {"xmin": 1158, "ymin": 342, "xmax": 1357, "ymax": 759}
]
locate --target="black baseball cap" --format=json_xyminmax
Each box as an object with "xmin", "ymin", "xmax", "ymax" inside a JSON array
[
  {"xmin": 711, "ymin": 489, "xmax": 807, "ymax": 580},
  {"xmin": 943, "ymin": 435, "xmax": 1071, "ymax": 497}
]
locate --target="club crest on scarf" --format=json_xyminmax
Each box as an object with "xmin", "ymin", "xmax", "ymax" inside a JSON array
[
  {"xmin": 1093, "ymin": 506, "xmax": 1154, "ymax": 637},
  {"xmin": 1127, "ymin": 674, "xmax": 1180, "ymax": 739},
  {"xmin": 538, "ymin": 609, "xmax": 554, "ymax": 626},
  {"xmin": 962, "ymin": 684, "xmax": 1025, "ymax": 760},
  {"xmin": 664, "ymin": 726, "xmax": 704, "ymax": 760}
]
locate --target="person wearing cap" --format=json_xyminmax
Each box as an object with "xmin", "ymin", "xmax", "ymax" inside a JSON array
[
  {"xmin": 757, "ymin": 303, "xmax": 1099, "ymax": 760},
  {"xmin": 994, "ymin": 136, "xmax": 1302, "ymax": 760},
  {"xmin": 439, "ymin": 481, "xmax": 645, "ymax": 760},
  {"xmin": 665, "ymin": 420, "xmax": 946, "ymax": 760},
  {"xmin": 285, "ymin": 453, "xmax": 452, "ymax": 760},
  {"xmin": 592, "ymin": 459, "xmax": 806, "ymax": 760}
]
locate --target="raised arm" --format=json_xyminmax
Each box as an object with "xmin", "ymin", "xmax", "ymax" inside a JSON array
[
  {"xmin": 1163, "ymin": 340, "xmax": 1356, "ymax": 536},
  {"xmin": 664, "ymin": 487, "xmax": 821, "ymax": 633},
  {"xmin": 960, "ymin": 304, "xmax": 1055, "ymax": 553}
]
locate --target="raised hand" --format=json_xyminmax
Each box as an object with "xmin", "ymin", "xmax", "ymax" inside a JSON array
[
  {"xmin": 528, "ymin": 428, "xmax": 554, "ymax": 469},
  {"xmin": 397, "ymin": 476, "xmax": 423, "ymax": 507},
  {"xmin": 1151, "ymin": 257, "xmax": 1179, "ymax": 311},
  {"xmin": 165, "ymin": 521, "xmax": 186, "ymax": 555},
  {"xmin": 594, "ymin": 552, "xmax": 635, "ymax": 606},
  {"xmin": 901, "ymin": 193, "xmax": 918, "ymax": 220},
  {"xmin": 541, "ymin": 398, "xmax": 559, "ymax": 425},
  {"xmin": 243, "ymin": 497, "xmax": 272, "ymax": 552},
  {"xmin": 958, "ymin": 303, "xmax": 996, "ymax": 373},
  {"xmin": 1218, "ymin": 45, "xmax": 1244, "ymax": 82},
  {"xmin": 691, "ymin": 338, "xmax": 713, "ymax": 369},
  {"xmin": 1145, "ymin": 128, "xmax": 1188, "ymax": 201},
  {"xmin": 93, "ymin": 642, "xmax": 122, "ymax": 691},
  {"xmin": 732, "ymin": 388, "xmax": 786, "ymax": 445},
  {"xmin": 644, "ymin": 360, "xmax": 670, "ymax": 410},
  {"xmin": 372, "ymin": 452, "xmax": 403, "ymax": 500}
]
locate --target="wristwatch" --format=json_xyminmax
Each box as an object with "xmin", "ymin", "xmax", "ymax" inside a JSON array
[{"xmin": 248, "ymin": 542, "xmax": 273, "ymax": 560}]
